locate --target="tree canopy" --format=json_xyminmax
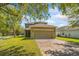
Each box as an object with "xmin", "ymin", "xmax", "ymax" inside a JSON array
[
  {"xmin": 0, "ymin": 3, "xmax": 79, "ymax": 36},
  {"xmin": 52, "ymin": 3, "xmax": 79, "ymax": 26},
  {"xmin": 0, "ymin": 3, "xmax": 49, "ymax": 36}
]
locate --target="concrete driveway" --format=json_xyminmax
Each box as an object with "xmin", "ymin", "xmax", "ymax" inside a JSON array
[{"xmin": 35, "ymin": 39, "xmax": 79, "ymax": 56}]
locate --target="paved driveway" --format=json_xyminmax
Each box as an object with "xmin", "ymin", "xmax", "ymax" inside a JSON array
[{"xmin": 36, "ymin": 39, "xmax": 79, "ymax": 56}]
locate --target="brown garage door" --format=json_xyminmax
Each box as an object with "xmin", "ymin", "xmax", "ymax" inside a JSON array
[{"xmin": 34, "ymin": 31, "xmax": 53, "ymax": 39}]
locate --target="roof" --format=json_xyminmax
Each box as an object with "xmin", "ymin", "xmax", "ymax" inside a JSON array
[
  {"xmin": 57, "ymin": 26, "xmax": 79, "ymax": 31},
  {"xmin": 68, "ymin": 27, "xmax": 79, "ymax": 31},
  {"xmin": 57, "ymin": 26, "xmax": 69, "ymax": 31},
  {"xmin": 25, "ymin": 22, "xmax": 47, "ymax": 28},
  {"xmin": 29, "ymin": 24, "xmax": 56, "ymax": 28}
]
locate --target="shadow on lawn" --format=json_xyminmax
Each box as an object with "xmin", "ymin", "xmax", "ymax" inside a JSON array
[
  {"xmin": 22, "ymin": 37, "xmax": 35, "ymax": 40},
  {"xmin": 22, "ymin": 37, "xmax": 54, "ymax": 40},
  {"xmin": 0, "ymin": 46, "xmax": 36, "ymax": 56}
]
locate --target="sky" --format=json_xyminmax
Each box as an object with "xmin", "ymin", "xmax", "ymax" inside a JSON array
[
  {"xmin": 46, "ymin": 7, "xmax": 69, "ymax": 27},
  {"xmin": 21, "ymin": 4, "xmax": 69, "ymax": 28}
]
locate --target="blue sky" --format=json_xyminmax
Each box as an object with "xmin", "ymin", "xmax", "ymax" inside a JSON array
[
  {"xmin": 46, "ymin": 7, "xmax": 69, "ymax": 27},
  {"xmin": 21, "ymin": 4, "xmax": 69, "ymax": 28}
]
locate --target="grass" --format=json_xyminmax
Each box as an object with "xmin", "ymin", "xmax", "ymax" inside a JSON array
[
  {"xmin": 0, "ymin": 37, "xmax": 42, "ymax": 56},
  {"xmin": 56, "ymin": 37, "xmax": 79, "ymax": 43}
]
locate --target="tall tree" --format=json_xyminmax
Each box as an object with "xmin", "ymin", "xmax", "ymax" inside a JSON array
[
  {"xmin": 0, "ymin": 3, "xmax": 49, "ymax": 37},
  {"xmin": 52, "ymin": 3, "xmax": 79, "ymax": 26}
]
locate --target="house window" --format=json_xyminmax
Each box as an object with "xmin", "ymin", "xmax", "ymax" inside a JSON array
[
  {"xmin": 69, "ymin": 33, "xmax": 71, "ymax": 37},
  {"xmin": 62, "ymin": 33, "xmax": 64, "ymax": 35}
]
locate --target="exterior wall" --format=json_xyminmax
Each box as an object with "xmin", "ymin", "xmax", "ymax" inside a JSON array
[
  {"xmin": 30, "ymin": 27, "xmax": 56, "ymax": 39},
  {"xmin": 57, "ymin": 30, "xmax": 69, "ymax": 37},
  {"xmin": 30, "ymin": 30, "xmax": 35, "ymax": 39},
  {"xmin": 57, "ymin": 30, "xmax": 79, "ymax": 38},
  {"xmin": 69, "ymin": 30, "xmax": 79, "ymax": 38}
]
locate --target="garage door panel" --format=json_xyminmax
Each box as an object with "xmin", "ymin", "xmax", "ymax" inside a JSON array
[{"xmin": 34, "ymin": 31, "xmax": 53, "ymax": 39}]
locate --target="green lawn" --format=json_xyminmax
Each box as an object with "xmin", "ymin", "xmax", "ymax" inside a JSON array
[
  {"xmin": 0, "ymin": 37, "xmax": 42, "ymax": 56},
  {"xmin": 57, "ymin": 37, "xmax": 79, "ymax": 43}
]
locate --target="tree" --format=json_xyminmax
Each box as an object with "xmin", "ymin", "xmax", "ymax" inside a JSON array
[
  {"xmin": 0, "ymin": 3, "xmax": 49, "ymax": 37},
  {"xmin": 22, "ymin": 4, "xmax": 49, "ymax": 23},
  {"xmin": 0, "ymin": 4, "xmax": 23, "ymax": 37},
  {"xmin": 52, "ymin": 3, "xmax": 79, "ymax": 26}
]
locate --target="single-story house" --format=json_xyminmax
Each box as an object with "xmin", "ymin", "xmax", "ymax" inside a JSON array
[
  {"xmin": 57, "ymin": 21, "xmax": 79, "ymax": 38},
  {"xmin": 25, "ymin": 22, "xmax": 56, "ymax": 39}
]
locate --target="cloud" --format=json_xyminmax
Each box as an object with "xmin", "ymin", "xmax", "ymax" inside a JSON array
[
  {"xmin": 50, "ymin": 13, "xmax": 68, "ymax": 21},
  {"xmin": 53, "ymin": 14, "xmax": 68, "ymax": 20},
  {"xmin": 49, "ymin": 8, "xmax": 68, "ymax": 20},
  {"xmin": 59, "ymin": 24, "xmax": 65, "ymax": 27},
  {"xmin": 47, "ymin": 14, "xmax": 68, "ymax": 27}
]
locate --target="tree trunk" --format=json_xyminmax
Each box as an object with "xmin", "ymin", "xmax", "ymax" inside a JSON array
[
  {"xmin": 13, "ymin": 27, "xmax": 16, "ymax": 37},
  {"xmin": 2, "ymin": 33, "xmax": 5, "ymax": 36}
]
